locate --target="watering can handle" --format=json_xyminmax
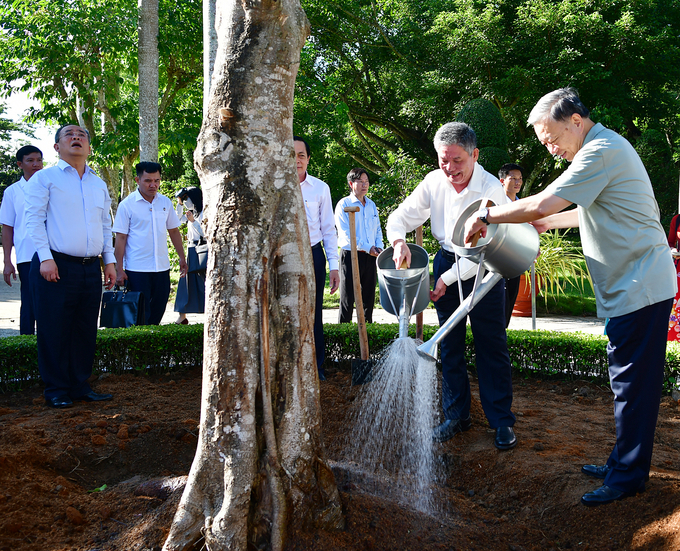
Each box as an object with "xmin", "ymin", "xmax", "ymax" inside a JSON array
[{"xmin": 468, "ymin": 199, "xmax": 495, "ymax": 247}]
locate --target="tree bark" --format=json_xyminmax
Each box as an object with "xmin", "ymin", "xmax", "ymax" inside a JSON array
[
  {"xmin": 163, "ymin": 1, "xmax": 344, "ymax": 550},
  {"xmin": 139, "ymin": 0, "xmax": 159, "ymax": 162}
]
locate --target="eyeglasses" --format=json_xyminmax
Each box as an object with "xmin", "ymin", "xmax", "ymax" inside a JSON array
[{"xmin": 60, "ymin": 129, "xmax": 89, "ymax": 140}]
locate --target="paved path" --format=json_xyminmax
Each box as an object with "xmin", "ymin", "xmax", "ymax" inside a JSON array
[{"xmin": 0, "ymin": 270, "xmax": 605, "ymax": 339}]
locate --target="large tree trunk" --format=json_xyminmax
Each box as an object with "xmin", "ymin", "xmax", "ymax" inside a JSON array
[{"xmin": 163, "ymin": 1, "xmax": 344, "ymax": 550}]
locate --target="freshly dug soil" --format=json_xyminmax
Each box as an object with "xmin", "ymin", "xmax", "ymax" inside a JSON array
[{"xmin": 0, "ymin": 363, "xmax": 679, "ymax": 551}]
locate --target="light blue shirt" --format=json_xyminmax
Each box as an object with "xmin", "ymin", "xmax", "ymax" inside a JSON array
[
  {"xmin": 547, "ymin": 123, "xmax": 676, "ymax": 317},
  {"xmin": 113, "ymin": 190, "xmax": 180, "ymax": 272},
  {"xmin": 0, "ymin": 177, "xmax": 36, "ymax": 263},
  {"xmin": 335, "ymin": 194, "xmax": 383, "ymax": 252},
  {"xmin": 24, "ymin": 160, "xmax": 115, "ymax": 264}
]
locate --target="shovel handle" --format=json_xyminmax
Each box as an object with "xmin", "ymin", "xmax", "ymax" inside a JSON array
[{"xmin": 469, "ymin": 200, "xmax": 494, "ymax": 248}]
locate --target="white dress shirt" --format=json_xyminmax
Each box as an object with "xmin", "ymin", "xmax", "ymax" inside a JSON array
[
  {"xmin": 386, "ymin": 163, "xmax": 509, "ymax": 285},
  {"xmin": 300, "ymin": 173, "xmax": 339, "ymax": 271},
  {"xmin": 334, "ymin": 193, "xmax": 383, "ymax": 252},
  {"xmin": 113, "ymin": 190, "xmax": 180, "ymax": 272},
  {"xmin": 0, "ymin": 177, "xmax": 36, "ymax": 263},
  {"xmin": 24, "ymin": 160, "xmax": 115, "ymax": 264}
]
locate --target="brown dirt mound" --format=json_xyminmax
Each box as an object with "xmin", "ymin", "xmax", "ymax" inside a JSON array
[{"xmin": 0, "ymin": 366, "xmax": 679, "ymax": 551}]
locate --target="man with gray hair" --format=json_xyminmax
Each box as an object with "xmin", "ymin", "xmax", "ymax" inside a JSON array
[
  {"xmin": 387, "ymin": 121, "xmax": 517, "ymax": 450},
  {"xmin": 464, "ymin": 88, "xmax": 676, "ymax": 506}
]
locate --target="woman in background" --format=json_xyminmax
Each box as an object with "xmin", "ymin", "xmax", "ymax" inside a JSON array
[
  {"xmin": 174, "ymin": 187, "xmax": 206, "ymax": 324},
  {"xmin": 666, "ymin": 213, "xmax": 680, "ymax": 341}
]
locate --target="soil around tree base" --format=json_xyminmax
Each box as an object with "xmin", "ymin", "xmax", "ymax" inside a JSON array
[{"xmin": 0, "ymin": 365, "xmax": 679, "ymax": 551}]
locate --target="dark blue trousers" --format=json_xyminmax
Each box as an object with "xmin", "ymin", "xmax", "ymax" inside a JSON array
[
  {"xmin": 125, "ymin": 270, "xmax": 170, "ymax": 325},
  {"xmin": 17, "ymin": 261, "xmax": 35, "ymax": 335},
  {"xmin": 30, "ymin": 254, "xmax": 102, "ymax": 401},
  {"xmin": 312, "ymin": 244, "xmax": 326, "ymax": 372},
  {"xmin": 603, "ymin": 298, "xmax": 672, "ymax": 493},
  {"xmin": 433, "ymin": 250, "xmax": 515, "ymax": 428}
]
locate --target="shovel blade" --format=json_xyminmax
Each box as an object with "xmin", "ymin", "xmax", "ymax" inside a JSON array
[{"xmin": 351, "ymin": 359, "xmax": 374, "ymax": 386}]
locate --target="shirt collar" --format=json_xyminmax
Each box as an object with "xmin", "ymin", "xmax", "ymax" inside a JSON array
[
  {"xmin": 57, "ymin": 158, "xmax": 94, "ymax": 176},
  {"xmin": 581, "ymin": 122, "xmax": 606, "ymax": 149}
]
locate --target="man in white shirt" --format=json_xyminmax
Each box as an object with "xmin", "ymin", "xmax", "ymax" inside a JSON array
[
  {"xmin": 294, "ymin": 136, "xmax": 339, "ymax": 380},
  {"xmin": 0, "ymin": 145, "xmax": 43, "ymax": 334},
  {"xmin": 113, "ymin": 162, "xmax": 188, "ymax": 325},
  {"xmin": 387, "ymin": 122, "xmax": 517, "ymax": 450},
  {"xmin": 334, "ymin": 168, "xmax": 383, "ymax": 323},
  {"xmin": 25, "ymin": 124, "xmax": 117, "ymax": 408}
]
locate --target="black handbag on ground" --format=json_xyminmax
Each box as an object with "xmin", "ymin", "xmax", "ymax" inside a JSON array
[
  {"xmin": 188, "ymin": 239, "xmax": 208, "ymax": 274},
  {"xmin": 100, "ymin": 284, "xmax": 145, "ymax": 328}
]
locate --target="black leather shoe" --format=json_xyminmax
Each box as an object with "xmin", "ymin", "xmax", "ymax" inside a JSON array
[
  {"xmin": 72, "ymin": 391, "xmax": 113, "ymax": 402},
  {"xmin": 46, "ymin": 396, "xmax": 73, "ymax": 408},
  {"xmin": 581, "ymin": 484, "xmax": 643, "ymax": 507},
  {"xmin": 494, "ymin": 426, "xmax": 517, "ymax": 450},
  {"xmin": 432, "ymin": 416, "xmax": 472, "ymax": 443},
  {"xmin": 581, "ymin": 464, "xmax": 610, "ymax": 479}
]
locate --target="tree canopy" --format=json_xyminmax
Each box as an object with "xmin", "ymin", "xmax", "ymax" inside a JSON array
[
  {"xmin": 0, "ymin": 0, "xmax": 202, "ymax": 202},
  {"xmin": 296, "ymin": 0, "xmax": 680, "ymax": 219}
]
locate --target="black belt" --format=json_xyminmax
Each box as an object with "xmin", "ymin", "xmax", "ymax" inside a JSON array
[
  {"xmin": 311, "ymin": 242, "xmax": 322, "ymax": 251},
  {"xmin": 51, "ymin": 250, "xmax": 100, "ymax": 265},
  {"xmin": 440, "ymin": 248, "xmax": 457, "ymax": 263}
]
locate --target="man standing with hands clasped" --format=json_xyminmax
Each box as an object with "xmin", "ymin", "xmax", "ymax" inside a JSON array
[
  {"xmin": 463, "ymin": 88, "xmax": 676, "ymax": 506},
  {"xmin": 335, "ymin": 168, "xmax": 383, "ymax": 324},
  {"xmin": 294, "ymin": 136, "xmax": 339, "ymax": 381},
  {"xmin": 387, "ymin": 122, "xmax": 517, "ymax": 451},
  {"xmin": 25, "ymin": 125, "xmax": 117, "ymax": 408},
  {"xmin": 113, "ymin": 161, "xmax": 187, "ymax": 325}
]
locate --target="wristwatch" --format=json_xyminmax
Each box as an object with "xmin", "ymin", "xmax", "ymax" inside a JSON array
[{"xmin": 478, "ymin": 207, "xmax": 490, "ymax": 225}]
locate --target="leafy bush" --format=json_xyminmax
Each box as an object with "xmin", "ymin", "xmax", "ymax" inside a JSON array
[
  {"xmin": 455, "ymin": 98, "xmax": 508, "ymax": 150},
  {"xmin": 2, "ymin": 323, "xmax": 678, "ymax": 394}
]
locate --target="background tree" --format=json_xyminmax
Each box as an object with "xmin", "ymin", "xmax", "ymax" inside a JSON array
[
  {"xmin": 138, "ymin": 0, "xmax": 159, "ymax": 162},
  {"xmin": 163, "ymin": 0, "xmax": 343, "ymax": 549},
  {"xmin": 0, "ymin": 0, "xmax": 202, "ymax": 206}
]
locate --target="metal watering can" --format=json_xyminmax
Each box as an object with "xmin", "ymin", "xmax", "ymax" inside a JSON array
[
  {"xmin": 412, "ymin": 199, "xmax": 539, "ymax": 360},
  {"xmin": 377, "ymin": 243, "xmax": 431, "ymax": 339}
]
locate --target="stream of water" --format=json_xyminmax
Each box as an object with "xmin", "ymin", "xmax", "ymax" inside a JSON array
[{"xmin": 343, "ymin": 337, "xmax": 439, "ymax": 513}]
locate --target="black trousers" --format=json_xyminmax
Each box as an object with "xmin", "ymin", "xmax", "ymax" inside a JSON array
[
  {"xmin": 603, "ymin": 298, "xmax": 672, "ymax": 493},
  {"xmin": 17, "ymin": 261, "xmax": 35, "ymax": 335},
  {"xmin": 434, "ymin": 249, "xmax": 515, "ymax": 428},
  {"xmin": 312, "ymin": 244, "xmax": 326, "ymax": 371},
  {"xmin": 504, "ymin": 275, "xmax": 521, "ymax": 328},
  {"xmin": 30, "ymin": 253, "xmax": 102, "ymax": 400},
  {"xmin": 126, "ymin": 269, "xmax": 171, "ymax": 325},
  {"xmin": 338, "ymin": 249, "xmax": 377, "ymax": 323}
]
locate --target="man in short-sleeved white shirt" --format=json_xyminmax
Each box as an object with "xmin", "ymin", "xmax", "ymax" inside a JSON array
[
  {"xmin": 113, "ymin": 162, "xmax": 187, "ymax": 325},
  {"xmin": 0, "ymin": 145, "xmax": 43, "ymax": 334},
  {"xmin": 464, "ymin": 88, "xmax": 676, "ymax": 507}
]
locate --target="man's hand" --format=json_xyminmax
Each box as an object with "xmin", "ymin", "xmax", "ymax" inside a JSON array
[
  {"xmin": 369, "ymin": 246, "xmax": 382, "ymax": 257},
  {"xmin": 104, "ymin": 263, "xmax": 117, "ymax": 290},
  {"xmin": 430, "ymin": 277, "xmax": 447, "ymax": 302},
  {"xmin": 116, "ymin": 267, "xmax": 128, "ymax": 286},
  {"xmin": 529, "ymin": 218, "xmax": 551, "ymax": 234},
  {"xmin": 463, "ymin": 214, "xmax": 488, "ymax": 245},
  {"xmin": 329, "ymin": 269, "xmax": 340, "ymax": 294},
  {"xmin": 179, "ymin": 258, "xmax": 188, "ymax": 278},
  {"xmin": 3, "ymin": 263, "xmax": 16, "ymax": 286},
  {"xmin": 40, "ymin": 259, "xmax": 59, "ymax": 282},
  {"xmin": 186, "ymin": 210, "xmax": 195, "ymax": 222},
  {"xmin": 392, "ymin": 240, "xmax": 411, "ymax": 269}
]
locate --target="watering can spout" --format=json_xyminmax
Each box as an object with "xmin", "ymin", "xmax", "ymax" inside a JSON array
[{"xmin": 417, "ymin": 339, "xmax": 438, "ymax": 361}]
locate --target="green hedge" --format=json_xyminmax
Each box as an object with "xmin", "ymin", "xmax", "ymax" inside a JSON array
[{"xmin": 1, "ymin": 323, "xmax": 679, "ymax": 393}]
